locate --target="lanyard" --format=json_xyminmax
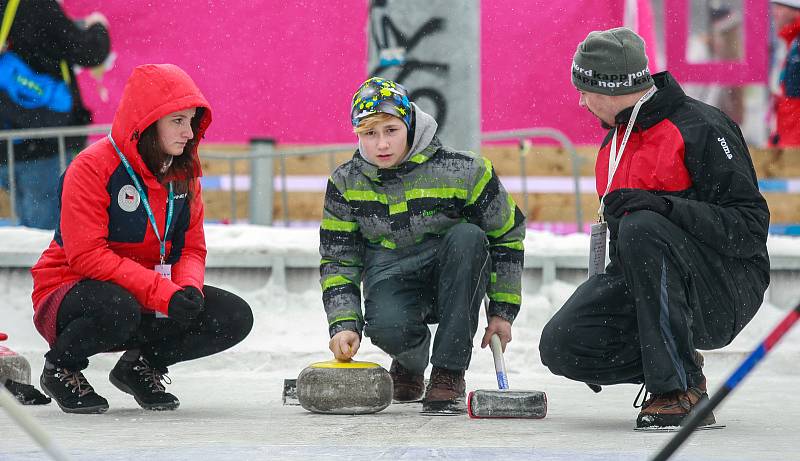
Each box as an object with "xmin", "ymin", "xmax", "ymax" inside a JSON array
[
  {"xmin": 108, "ymin": 133, "xmax": 174, "ymax": 264},
  {"xmin": 598, "ymin": 86, "xmax": 657, "ymax": 221}
]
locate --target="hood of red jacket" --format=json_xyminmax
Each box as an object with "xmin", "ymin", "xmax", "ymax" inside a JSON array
[
  {"xmin": 109, "ymin": 64, "xmax": 212, "ymax": 188},
  {"xmin": 779, "ymin": 16, "xmax": 800, "ymax": 45}
]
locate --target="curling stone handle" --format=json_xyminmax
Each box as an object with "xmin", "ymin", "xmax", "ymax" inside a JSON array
[
  {"xmin": 0, "ymin": 332, "xmax": 7, "ymax": 341},
  {"xmin": 483, "ymin": 296, "xmax": 509, "ymax": 390},
  {"xmin": 489, "ymin": 333, "xmax": 509, "ymax": 390}
]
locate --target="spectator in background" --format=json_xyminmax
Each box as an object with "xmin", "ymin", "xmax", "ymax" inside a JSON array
[
  {"xmin": 770, "ymin": 0, "xmax": 800, "ymax": 147},
  {"xmin": 0, "ymin": 0, "xmax": 110, "ymax": 229}
]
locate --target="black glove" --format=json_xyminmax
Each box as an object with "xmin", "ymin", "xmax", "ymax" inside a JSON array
[
  {"xmin": 168, "ymin": 288, "xmax": 204, "ymax": 326},
  {"xmin": 603, "ymin": 188, "xmax": 672, "ymax": 219},
  {"xmin": 182, "ymin": 286, "xmax": 205, "ymax": 308}
]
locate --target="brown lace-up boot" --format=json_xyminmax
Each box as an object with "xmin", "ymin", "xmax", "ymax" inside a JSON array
[
  {"xmin": 636, "ymin": 351, "xmax": 715, "ymax": 428},
  {"xmin": 389, "ymin": 360, "xmax": 424, "ymax": 402},
  {"xmin": 421, "ymin": 367, "xmax": 466, "ymax": 414}
]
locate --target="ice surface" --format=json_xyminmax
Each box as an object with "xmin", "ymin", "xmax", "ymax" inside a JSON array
[{"xmin": 1, "ymin": 226, "xmax": 798, "ymax": 460}]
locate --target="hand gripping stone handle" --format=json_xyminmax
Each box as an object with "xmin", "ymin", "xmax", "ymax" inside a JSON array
[{"xmin": 484, "ymin": 297, "xmax": 509, "ymax": 390}]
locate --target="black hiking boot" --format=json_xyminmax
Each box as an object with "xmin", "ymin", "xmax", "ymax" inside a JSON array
[
  {"xmin": 421, "ymin": 367, "xmax": 466, "ymax": 414},
  {"xmin": 40, "ymin": 365, "xmax": 108, "ymax": 414},
  {"xmin": 389, "ymin": 360, "xmax": 424, "ymax": 402},
  {"xmin": 109, "ymin": 355, "xmax": 179, "ymax": 411}
]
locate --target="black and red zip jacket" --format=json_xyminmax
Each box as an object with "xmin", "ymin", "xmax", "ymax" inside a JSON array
[{"xmin": 595, "ymin": 72, "xmax": 769, "ymax": 281}]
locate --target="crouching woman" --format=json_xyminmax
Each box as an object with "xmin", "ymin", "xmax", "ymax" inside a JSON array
[{"xmin": 31, "ymin": 64, "xmax": 253, "ymax": 414}]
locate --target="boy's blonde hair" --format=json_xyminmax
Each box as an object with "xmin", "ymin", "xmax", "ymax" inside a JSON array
[{"xmin": 353, "ymin": 113, "xmax": 403, "ymax": 135}]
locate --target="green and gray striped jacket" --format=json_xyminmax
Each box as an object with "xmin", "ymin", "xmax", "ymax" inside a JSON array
[{"xmin": 320, "ymin": 107, "xmax": 525, "ymax": 337}]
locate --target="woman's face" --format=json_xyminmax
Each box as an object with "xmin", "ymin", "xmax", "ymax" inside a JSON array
[
  {"xmin": 157, "ymin": 108, "xmax": 197, "ymax": 156},
  {"xmin": 357, "ymin": 117, "xmax": 409, "ymax": 168}
]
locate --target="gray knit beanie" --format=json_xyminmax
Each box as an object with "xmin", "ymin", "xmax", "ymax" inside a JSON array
[{"xmin": 571, "ymin": 27, "xmax": 654, "ymax": 96}]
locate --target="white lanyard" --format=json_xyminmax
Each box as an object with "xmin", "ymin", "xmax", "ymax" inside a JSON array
[{"xmin": 598, "ymin": 86, "xmax": 657, "ymax": 221}]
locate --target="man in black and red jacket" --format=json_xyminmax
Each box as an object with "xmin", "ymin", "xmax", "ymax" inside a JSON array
[{"xmin": 539, "ymin": 27, "xmax": 769, "ymax": 429}]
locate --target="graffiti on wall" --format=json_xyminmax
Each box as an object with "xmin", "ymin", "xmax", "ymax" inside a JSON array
[{"xmin": 369, "ymin": 0, "xmax": 449, "ymax": 128}]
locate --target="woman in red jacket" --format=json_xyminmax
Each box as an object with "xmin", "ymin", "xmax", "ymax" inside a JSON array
[{"xmin": 30, "ymin": 64, "xmax": 253, "ymax": 414}]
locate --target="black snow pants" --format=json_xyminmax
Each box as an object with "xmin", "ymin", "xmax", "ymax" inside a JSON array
[
  {"xmin": 45, "ymin": 280, "xmax": 253, "ymax": 371},
  {"xmin": 363, "ymin": 223, "xmax": 490, "ymax": 374},
  {"xmin": 539, "ymin": 211, "xmax": 766, "ymax": 394}
]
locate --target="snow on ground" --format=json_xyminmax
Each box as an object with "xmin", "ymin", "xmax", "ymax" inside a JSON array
[{"xmin": 1, "ymin": 226, "xmax": 799, "ymax": 460}]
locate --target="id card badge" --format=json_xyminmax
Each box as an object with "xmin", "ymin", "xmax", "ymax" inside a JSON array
[
  {"xmin": 154, "ymin": 264, "xmax": 172, "ymax": 318},
  {"xmin": 155, "ymin": 264, "xmax": 172, "ymax": 279},
  {"xmin": 588, "ymin": 222, "xmax": 607, "ymax": 277}
]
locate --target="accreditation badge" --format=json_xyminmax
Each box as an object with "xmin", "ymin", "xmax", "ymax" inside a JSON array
[
  {"xmin": 588, "ymin": 222, "xmax": 607, "ymax": 277},
  {"xmin": 154, "ymin": 264, "xmax": 172, "ymax": 318}
]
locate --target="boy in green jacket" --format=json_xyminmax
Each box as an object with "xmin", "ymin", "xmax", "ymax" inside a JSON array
[{"xmin": 320, "ymin": 77, "xmax": 525, "ymax": 413}]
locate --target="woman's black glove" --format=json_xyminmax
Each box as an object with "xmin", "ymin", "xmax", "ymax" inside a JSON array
[
  {"xmin": 603, "ymin": 188, "xmax": 672, "ymax": 219},
  {"xmin": 168, "ymin": 287, "xmax": 204, "ymax": 326}
]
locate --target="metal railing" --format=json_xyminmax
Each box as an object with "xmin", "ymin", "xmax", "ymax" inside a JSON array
[
  {"xmin": 0, "ymin": 125, "xmax": 585, "ymax": 231},
  {"xmin": 481, "ymin": 128, "xmax": 585, "ymax": 233},
  {"xmin": 0, "ymin": 124, "xmax": 112, "ymax": 222},
  {"xmin": 201, "ymin": 140, "xmax": 357, "ymax": 226}
]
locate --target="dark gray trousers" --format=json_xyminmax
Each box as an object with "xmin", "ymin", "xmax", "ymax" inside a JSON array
[
  {"xmin": 539, "ymin": 211, "xmax": 765, "ymax": 394},
  {"xmin": 363, "ymin": 223, "xmax": 490, "ymax": 374}
]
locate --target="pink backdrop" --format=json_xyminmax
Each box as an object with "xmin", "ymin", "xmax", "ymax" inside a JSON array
[
  {"xmin": 480, "ymin": 1, "xmax": 625, "ymax": 140},
  {"xmin": 64, "ymin": 0, "xmax": 370, "ymax": 144},
  {"xmin": 64, "ymin": 1, "xmax": 767, "ymax": 145}
]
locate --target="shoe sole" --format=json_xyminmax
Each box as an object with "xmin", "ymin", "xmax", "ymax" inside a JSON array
[
  {"xmin": 421, "ymin": 397, "xmax": 467, "ymax": 415},
  {"xmin": 636, "ymin": 411, "xmax": 716, "ymax": 429},
  {"xmin": 108, "ymin": 373, "xmax": 180, "ymax": 411},
  {"xmin": 393, "ymin": 391, "xmax": 425, "ymax": 403},
  {"xmin": 40, "ymin": 378, "xmax": 108, "ymax": 415},
  {"xmin": 634, "ymin": 424, "xmax": 726, "ymax": 433}
]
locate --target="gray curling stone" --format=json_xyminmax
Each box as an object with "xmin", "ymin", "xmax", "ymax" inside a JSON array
[
  {"xmin": 0, "ymin": 333, "xmax": 31, "ymax": 385},
  {"xmin": 296, "ymin": 360, "xmax": 393, "ymax": 414}
]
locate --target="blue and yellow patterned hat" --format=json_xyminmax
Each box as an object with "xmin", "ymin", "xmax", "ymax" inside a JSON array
[{"xmin": 351, "ymin": 77, "xmax": 412, "ymax": 129}]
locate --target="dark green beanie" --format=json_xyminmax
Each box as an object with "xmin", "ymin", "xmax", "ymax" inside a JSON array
[{"xmin": 571, "ymin": 27, "xmax": 654, "ymax": 96}]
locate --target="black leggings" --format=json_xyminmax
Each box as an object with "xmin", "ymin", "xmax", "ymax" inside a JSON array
[{"xmin": 46, "ymin": 280, "xmax": 253, "ymax": 370}]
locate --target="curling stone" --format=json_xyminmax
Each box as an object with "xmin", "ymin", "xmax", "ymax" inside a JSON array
[
  {"xmin": 0, "ymin": 333, "xmax": 31, "ymax": 385},
  {"xmin": 296, "ymin": 360, "xmax": 393, "ymax": 414}
]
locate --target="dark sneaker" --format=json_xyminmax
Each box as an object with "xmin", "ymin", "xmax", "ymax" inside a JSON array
[
  {"xmin": 389, "ymin": 360, "xmax": 424, "ymax": 402},
  {"xmin": 40, "ymin": 366, "xmax": 108, "ymax": 414},
  {"xmin": 635, "ymin": 351, "xmax": 714, "ymax": 428},
  {"xmin": 109, "ymin": 356, "xmax": 179, "ymax": 411},
  {"xmin": 422, "ymin": 367, "xmax": 466, "ymax": 414}
]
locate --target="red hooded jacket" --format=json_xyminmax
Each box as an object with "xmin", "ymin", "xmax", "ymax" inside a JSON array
[{"xmin": 31, "ymin": 64, "xmax": 212, "ymax": 345}]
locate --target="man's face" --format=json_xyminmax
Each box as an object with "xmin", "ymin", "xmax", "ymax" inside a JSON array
[
  {"xmin": 578, "ymin": 91, "xmax": 619, "ymax": 128},
  {"xmin": 772, "ymin": 4, "xmax": 800, "ymax": 30},
  {"xmin": 356, "ymin": 116, "xmax": 409, "ymax": 168}
]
